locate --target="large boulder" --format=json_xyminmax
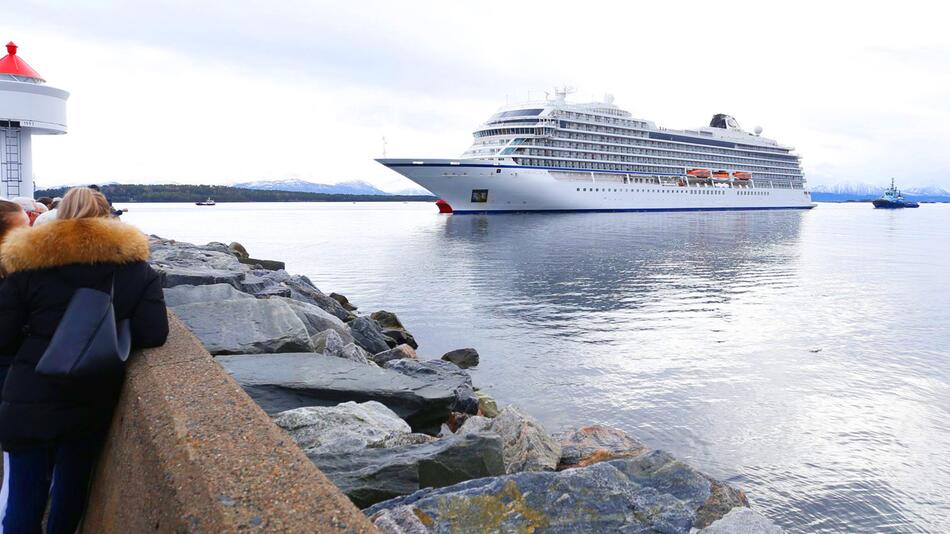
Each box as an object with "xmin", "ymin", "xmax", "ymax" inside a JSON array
[
  {"xmin": 227, "ymin": 241, "xmax": 249, "ymax": 259},
  {"xmin": 383, "ymin": 359, "xmax": 479, "ymax": 415},
  {"xmin": 441, "ymin": 348, "xmax": 479, "ymax": 369},
  {"xmin": 370, "ymin": 506, "xmax": 429, "ymax": 534},
  {"xmin": 555, "ymin": 425, "xmax": 649, "ymax": 470},
  {"xmin": 372, "ymin": 344, "xmax": 417, "ymax": 365},
  {"xmin": 150, "ymin": 240, "xmax": 245, "ymax": 288},
  {"xmin": 370, "ymin": 311, "xmax": 419, "ymax": 350},
  {"xmin": 272, "ymin": 296, "xmax": 352, "ymax": 341},
  {"xmin": 370, "ymin": 310, "xmax": 404, "ymax": 330},
  {"xmin": 284, "ymin": 275, "xmax": 355, "ymax": 322},
  {"xmin": 330, "ymin": 292, "xmax": 357, "ymax": 311},
  {"xmin": 239, "ymin": 270, "xmax": 291, "ymax": 297},
  {"xmin": 324, "ymin": 331, "xmax": 374, "ymax": 366},
  {"xmin": 163, "ymin": 283, "xmax": 253, "ymax": 307},
  {"xmin": 475, "ymin": 390, "xmax": 499, "ymax": 418},
  {"xmin": 449, "ymin": 406, "xmax": 561, "ymax": 473},
  {"xmin": 272, "ymin": 401, "xmax": 429, "ymax": 455},
  {"xmin": 382, "ymin": 328, "xmax": 418, "ymax": 350},
  {"xmin": 173, "ymin": 298, "xmax": 312, "ymax": 355},
  {"xmin": 218, "ymin": 353, "xmax": 460, "ymax": 431},
  {"xmin": 365, "ymin": 451, "xmax": 750, "ymax": 533},
  {"xmin": 239, "ymin": 257, "xmax": 286, "ymax": 271},
  {"xmin": 309, "ymin": 432, "xmax": 505, "ymax": 508},
  {"xmin": 697, "ymin": 507, "xmax": 784, "ymax": 533},
  {"xmin": 350, "ymin": 316, "xmax": 396, "ymax": 354}
]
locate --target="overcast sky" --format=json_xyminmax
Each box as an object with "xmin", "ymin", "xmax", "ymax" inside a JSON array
[{"xmin": 4, "ymin": 0, "xmax": 949, "ymax": 191}]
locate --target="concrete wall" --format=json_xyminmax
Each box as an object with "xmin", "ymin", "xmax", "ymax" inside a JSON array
[{"xmin": 83, "ymin": 312, "xmax": 377, "ymax": 533}]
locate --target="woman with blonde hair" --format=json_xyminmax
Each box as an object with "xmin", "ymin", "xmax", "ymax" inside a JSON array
[{"xmin": 0, "ymin": 186, "xmax": 168, "ymax": 531}]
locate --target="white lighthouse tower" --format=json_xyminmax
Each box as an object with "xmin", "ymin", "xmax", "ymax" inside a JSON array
[{"xmin": 0, "ymin": 41, "xmax": 69, "ymax": 198}]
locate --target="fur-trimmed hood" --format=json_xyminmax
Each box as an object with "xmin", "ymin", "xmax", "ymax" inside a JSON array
[{"xmin": 1, "ymin": 217, "xmax": 149, "ymax": 274}]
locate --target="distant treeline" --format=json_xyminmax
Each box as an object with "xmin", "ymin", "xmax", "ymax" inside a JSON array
[{"xmin": 34, "ymin": 184, "xmax": 436, "ymax": 203}]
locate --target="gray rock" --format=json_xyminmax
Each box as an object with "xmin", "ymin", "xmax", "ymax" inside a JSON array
[
  {"xmin": 163, "ymin": 283, "xmax": 253, "ymax": 307},
  {"xmin": 440, "ymin": 348, "xmax": 479, "ymax": 369},
  {"xmin": 284, "ymin": 275, "xmax": 355, "ymax": 322},
  {"xmin": 228, "ymin": 241, "xmax": 249, "ymax": 259},
  {"xmin": 249, "ymin": 285, "xmax": 292, "ymax": 298},
  {"xmin": 371, "ymin": 506, "xmax": 429, "ymax": 534},
  {"xmin": 150, "ymin": 241, "xmax": 246, "ymax": 288},
  {"xmin": 309, "ymin": 329, "xmax": 335, "ymax": 353},
  {"xmin": 697, "ymin": 508, "xmax": 784, "ymax": 533},
  {"xmin": 273, "ymin": 297, "xmax": 352, "ymax": 340},
  {"xmin": 197, "ymin": 241, "xmax": 233, "ymax": 255},
  {"xmin": 218, "ymin": 353, "xmax": 460, "ymax": 431},
  {"xmin": 372, "ymin": 344, "xmax": 417, "ymax": 365},
  {"xmin": 370, "ymin": 310, "xmax": 405, "ymax": 330},
  {"xmin": 455, "ymin": 415, "xmax": 492, "ymax": 436},
  {"xmin": 382, "ymin": 328, "xmax": 418, "ymax": 350},
  {"xmin": 330, "ymin": 340, "xmax": 374, "ymax": 366},
  {"xmin": 383, "ymin": 359, "xmax": 479, "ymax": 415},
  {"xmin": 350, "ymin": 316, "xmax": 396, "ymax": 354},
  {"xmin": 475, "ymin": 390, "xmax": 499, "ymax": 418},
  {"xmin": 365, "ymin": 451, "xmax": 750, "ymax": 533},
  {"xmin": 173, "ymin": 299, "xmax": 312, "ymax": 355},
  {"xmin": 272, "ymin": 401, "xmax": 417, "ymax": 454},
  {"xmin": 488, "ymin": 406, "xmax": 561, "ymax": 473},
  {"xmin": 555, "ymin": 425, "xmax": 649, "ymax": 470},
  {"xmin": 156, "ymin": 265, "xmax": 245, "ymax": 288},
  {"xmin": 309, "ymin": 432, "xmax": 505, "ymax": 508},
  {"xmin": 239, "ymin": 257, "xmax": 286, "ymax": 271},
  {"xmin": 330, "ymin": 292, "xmax": 358, "ymax": 311},
  {"xmin": 239, "ymin": 271, "xmax": 284, "ymax": 296}
]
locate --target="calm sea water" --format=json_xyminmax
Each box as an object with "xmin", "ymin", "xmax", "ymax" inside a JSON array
[{"xmin": 121, "ymin": 201, "xmax": 950, "ymax": 533}]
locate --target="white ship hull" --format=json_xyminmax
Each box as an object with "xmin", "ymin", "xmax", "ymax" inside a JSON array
[{"xmin": 380, "ymin": 159, "xmax": 814, "ymax": 213}]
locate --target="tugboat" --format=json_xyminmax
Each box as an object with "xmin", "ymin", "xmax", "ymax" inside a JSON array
[
  {"xmin": 195, "ymin": 197, "xmax": 216, "ymax": 206},
  {"xmin": 872, "ymin": 179, "xmax": 919, "ymax": 209}
]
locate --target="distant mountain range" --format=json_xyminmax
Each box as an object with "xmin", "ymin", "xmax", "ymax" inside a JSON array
[
  {"xmin": 233, "ymin": 179, "xmax": 431, "ymax": 196},
  {"xmin": 810, "ymin": 182, "xmax": 950, "ymax": 202}
]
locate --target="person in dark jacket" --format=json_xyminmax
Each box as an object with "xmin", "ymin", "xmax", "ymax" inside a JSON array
[
  {"xmin": 0, "ymin": 186, "xmax": 168, "ymax": 532},
  {"xmin": 0, "ymin": 199, "xmax": 31, "ymax": 390}
]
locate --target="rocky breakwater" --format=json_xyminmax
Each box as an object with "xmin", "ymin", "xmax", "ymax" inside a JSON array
[{"xmin": 149, "ymin": 237, "xmax": 785, "ymax": 533}]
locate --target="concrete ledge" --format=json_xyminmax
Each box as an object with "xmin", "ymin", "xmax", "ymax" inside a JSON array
[{"xmin": 83, "ymin": 311, "xmax": 377, "ymax": 533}]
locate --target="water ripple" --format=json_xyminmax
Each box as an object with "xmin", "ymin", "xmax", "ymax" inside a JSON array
[{"xmin": 124, "ymin": 202, "xmax": 950, "ymax": 534}]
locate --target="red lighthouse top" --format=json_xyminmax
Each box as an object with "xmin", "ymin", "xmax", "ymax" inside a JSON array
[{"xmin": 0, "ymin": 42, "xmax": 45, "ymax": 82}]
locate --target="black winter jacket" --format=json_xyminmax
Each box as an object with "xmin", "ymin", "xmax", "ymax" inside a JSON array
[{"xmin": 0, "ymin": 217, "xmax": 168, "ymax": 449}]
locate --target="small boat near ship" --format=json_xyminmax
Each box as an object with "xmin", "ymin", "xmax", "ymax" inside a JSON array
[
  {"xmin": 195, "ymin": 198, "xmax": 216, "ymax": 206},
  {"xmin": 872, "ymin": 179, "xmax": 918, "ymax": 209}
]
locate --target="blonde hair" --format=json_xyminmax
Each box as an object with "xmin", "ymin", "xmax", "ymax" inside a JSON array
[{"xmin": 58, "ymin": 187, "xmax": 113, "ymax": 220}]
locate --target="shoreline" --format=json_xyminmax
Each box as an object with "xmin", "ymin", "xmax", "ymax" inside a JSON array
[{"xmin": 149, "ymin": 235, "xmax": 786, "ymax": 533}]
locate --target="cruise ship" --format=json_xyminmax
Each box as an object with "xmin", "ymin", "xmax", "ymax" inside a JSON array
[{"xmin": 378, "ymin": 89, "xmax": 814, "ymax": 213}]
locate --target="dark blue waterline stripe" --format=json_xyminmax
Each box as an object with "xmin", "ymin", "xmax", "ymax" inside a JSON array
[
  {"xmin": 450, "ymin": 206, "xmax": 816, "ymax": 214},
  {"xmin": 383, "ymin": 162, "xmax": 682, "ymax": 177}
]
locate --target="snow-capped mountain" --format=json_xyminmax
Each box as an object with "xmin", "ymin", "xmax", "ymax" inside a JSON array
[
  {"xmin": 810, "ymin": 181, "xmax": 885, "ymax": 196},
  {"xmin": 905, "ymin": 185, "xmax": 950, "ymax": 196},
  {"xmin": 234, "ymin": 179, "xmax": 390, "ymax": 196}
]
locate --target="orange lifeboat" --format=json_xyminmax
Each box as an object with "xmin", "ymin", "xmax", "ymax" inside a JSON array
[
  {"xmin": 733, "ymin": 171, "xmax": 752, "ymax": 180},
  {"xmin": 712, "ymin": 170, "xmax": 730, "ymax": 180},
  {"xmin": 687, "ymin": 168, "xmax": 711, "ymax": 178}
]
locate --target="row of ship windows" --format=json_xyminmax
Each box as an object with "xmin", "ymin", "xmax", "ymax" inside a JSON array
[
  {"xmin": 554, "ymin": 113, "xmax": 790, "ymax": 155},
  {"xmin": 519, "ymin": 150, "xmax": 799, "ymax": 175},
  {"xmin": 515, "ymin": 158, "xmax": 801, "ymax": 183},
  {"xmin": 475, "ymin": 122, "xmax": 795, "ymax": 161},
  {"xmin": 573, "ymin": 187, "xmax": 771, "ymax": 196},
  {"xmin": 552, "ymin": 131, "xmax": 797, "ymax": 162},
  {"xmin": 529, "ymin": 140, "xmax": 800, "ymax": 169}
]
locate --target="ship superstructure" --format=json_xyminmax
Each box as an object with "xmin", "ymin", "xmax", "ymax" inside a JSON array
[{"xmin": 378, "ymin": 89, "xmax": 813, "ymax": 213}]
